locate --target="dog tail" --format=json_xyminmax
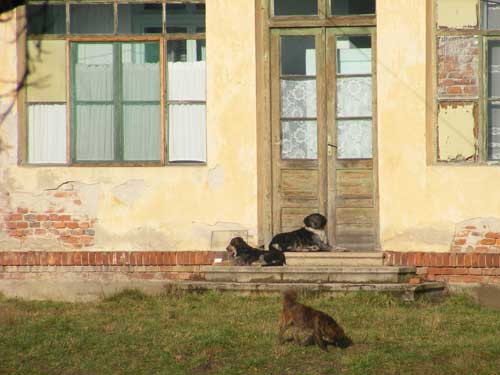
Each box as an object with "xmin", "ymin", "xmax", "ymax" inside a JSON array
[{"xmin": 282, "ymin": 289, "xmax": 298, "ymax": 306}]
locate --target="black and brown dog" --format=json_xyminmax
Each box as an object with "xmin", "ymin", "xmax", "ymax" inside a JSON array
[
  {"xmin": 269, "ymin": 213, "xmax": 332, "ymax": 252},
  {"xmin": 226, "ymin": 237, "xmax": 286, "ymax": 266},
  {"xmin": 278, "ymin": 289, "xmax": 352, "ymax": 352}
]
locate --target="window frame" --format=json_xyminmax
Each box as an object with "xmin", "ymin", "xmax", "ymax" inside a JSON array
[
  {"xmin": 20, "ymin": 0, "xmax": 206, "ymax": 167},
  {"xmin": 431, "ymin": 0, "xmax": 500, "ymax": 165}
]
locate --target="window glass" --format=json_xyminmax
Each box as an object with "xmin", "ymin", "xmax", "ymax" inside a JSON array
[
  {"xmin": 274, "ymin": 0, "xmax": 318, "ymax": 16},
  {"xmin": 281, "ymin": 36, "xmax": 316, "ymax": 75},
  {"xmin": 118, "ymin": 3, "xmax": 163, "ymax": 34},
  {"xmin": 482, "ymin": 1, "xmax": 500, "ymax": 29},
  {"xmin": 167, "ymin": 40, "xmax": 207, "ymax": 162},
  {"xmin": 70, "ymin": 4, "xmax": 114, "ymax": 34},
  {"xmin": 332, "ymin": 0, "xmax": 376, "ymax": 15},
  {"xmin": 336, "ymin": 36, "xmax": 372, "ymax": 75},
  {"xmin": 166, "ymin": 4, "xmax": 205, "ymax": 33},
  {"xmin": 27, "ymin": 4, "xmax": 66, "ymax": 34}
]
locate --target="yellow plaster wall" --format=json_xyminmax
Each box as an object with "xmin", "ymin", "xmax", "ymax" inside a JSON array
[
  {"xmin": 0, "ymin": 2, "xmax": 258, "ymax": 251},
  {"xmin": 437, "ymin": 0, "xmax": 478, "ymax": 29},
  {"xmin": 378, "ymin": 0, "xmax": 500, "ymax": 251}
]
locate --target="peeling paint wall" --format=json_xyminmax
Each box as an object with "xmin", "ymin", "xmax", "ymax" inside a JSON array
[
  {"xmin": 377, "ymin": 0, "xmax": 500, "ymax": 251},
  {"xmin": 0, "ymin": 1, "xmax": 258, "ymax": 251},
  {"xmin": 437, "ymin": 102, "xmax": 477, "ymax": 161},
  {"xmin": 437, "ymin": 0, "xmax": 479, "ymax": 29}
]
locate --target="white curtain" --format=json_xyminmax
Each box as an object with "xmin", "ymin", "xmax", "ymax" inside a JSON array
[
  {"xmin": 168, "ymin": 61, "xmax": 206, "ymax": 162},
  {"xmin": 168, "ymin": 104, "xmax": 206, "ymax": 162},
  {"xmin": 168, "ymin": 61, "xmax": 206, "ymax": 101},
  {"xmin": 75, "ymin": 104, "xmax": 114, "ymax": 161},
  {"xmin": 28, "ymin": 104, "xmax": 67, "ymax": 163},
  {"xmin": 124, "ymin": 104, "xmax": 161, "ymax": 161}
]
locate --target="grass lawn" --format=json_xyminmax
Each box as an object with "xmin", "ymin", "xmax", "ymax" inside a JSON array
[{"xmin": 1, "ymin": 289, "xmax": 500, "ymax": 375}]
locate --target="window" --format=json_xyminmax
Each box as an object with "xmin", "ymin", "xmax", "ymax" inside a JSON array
[
  {"xmin": 272, "ymin": 0, "xmax": 376, "ymax": 17},
  {"xmin": 25, "ymin": 1, "xmax": 206, "ymax": 165},
  {"xmin": 433, "ymin": 0, "xmax": 500, "ymax": 164}
]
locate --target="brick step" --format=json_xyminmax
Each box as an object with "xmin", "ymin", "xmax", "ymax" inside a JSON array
[
  {"xmin": 200, "ymin": 265, "xmax": 416, "ymax": 284},
  {"xmin": 284, "ymin": 251, "xmax": 384, "ymax": 267},
  {"xmin": 173, "ymin": 280, "xmax": 446, "ymax": 302}
]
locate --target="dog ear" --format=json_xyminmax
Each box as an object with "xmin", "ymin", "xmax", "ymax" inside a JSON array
[{"xmin": 303, "ymin": 215, "xmax": 313, "ymax": 227}]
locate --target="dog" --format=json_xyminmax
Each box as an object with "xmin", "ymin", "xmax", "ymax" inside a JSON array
[
  {"xmin": 226, "ymin": 237, "xmax": 285, "ymax": 266},
  {"xmin": 278, "ymin": 289, "xmax": 352, "ymax": 352},
  {"xmin": 269, "ymin": 213, "xmax": 332, "ymax": 252}
]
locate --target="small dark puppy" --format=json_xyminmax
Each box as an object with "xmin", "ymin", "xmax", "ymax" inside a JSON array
[
  {"xmin": 278, "ymin": 290, "xmax": 352, "ymax": 352},
  {"xmin": 226, "ymin": 237, "xmax": 286, "ymax": 266},
  {"xmin": 269, "ymin": 213, "xmax": 332, "ymax": 252}
]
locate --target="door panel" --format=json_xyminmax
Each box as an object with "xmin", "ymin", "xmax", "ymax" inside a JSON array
[{"xmin": 271, "ymin": 29, "xmax": 327, "ymax": 236}]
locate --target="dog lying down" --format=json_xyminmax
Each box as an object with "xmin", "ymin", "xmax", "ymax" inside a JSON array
[
  {"xmin": 226, "ymin": 237, "xmax": 286, "ymax": 266},
  {"xmin": 270, "ymin": 213, "xmax": 333, "ymax": 252},
  {"xmin": 278, "ymin": 289, "xmax": 352, "ymax": 352}
]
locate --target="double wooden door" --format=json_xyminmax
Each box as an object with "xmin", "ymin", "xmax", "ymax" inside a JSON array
[{"xmin": 271, "ymin": 27, "xmax": 378, "ymax": 250}]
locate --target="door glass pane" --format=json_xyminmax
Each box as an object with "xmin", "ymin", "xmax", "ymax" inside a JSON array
[
  {"xmin": 337, "ymin": 120, "xmax": 372, "ymax": 159},
  {"xmin": 281, "ymin": 120, "xmax": 318, "ymax": 159},
  {"xmin": 70, "ymin": 4, "xmax": 114, "ymax": 34},
  {"xmin": 482, "ymin": 1, "xmax": 500, "ymax": 29},
  {"xmin": 336, "ymin": 36, "xmax": 372, "ymax": 75},
  {"xmin": 337, "ymin": 77, "xmax": 372, "ymax": 117},
  {"xmin": 281, "ymin": 79, "xmax": 317, "ymax": 117},
  {"xmin": 489, "ymin": 41, "xmax": 500, "ymax": 97},
  {"xmin": 118, "ymin": 4, "xmax": 163, "ymax": 34},
  {"xmin": 274, "ymin": 0, "xmax": 318, "ymax": 16},
  {"xmin": 332, "ymin": 0, "xmax": 376, "ymax": 15},
  {"xmin": 281, "ymin": 36, "xmax": 316, "ymax": 75},
  {"xmin": 27, "ymin": 4, "xmax": 66, "ymax": 35},
  {"xmin": 488, "ymin": 103, "xmax": 500, "ymax": 160},
  {"xmin": 166, "ymin": 3, "xmax": 205, "ymax": 33}
]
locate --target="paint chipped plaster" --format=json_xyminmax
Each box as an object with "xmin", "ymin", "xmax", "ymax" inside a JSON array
[
  {"xmin": 437, "ymin": 0, "xmax": 478, "ymax": 29},
  {"xmin": 438, "ymin": 103, "xmax": 477, "ymax": 161}
]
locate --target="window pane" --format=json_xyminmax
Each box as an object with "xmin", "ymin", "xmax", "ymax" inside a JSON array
[
  {"xmin": 337, "ymin": 119, "xmax": 372, "ymax": 159},
  {"xmin": 281, "ymin": 36, "xmax": 316, "ymax": 76},
  {"xmin": 281, "ymin": 79, "xmax": 317, "ymax": 118},
  {"xmin": 27, "ymin": 40, "xmax": 66, "ymax": 103},
  {"xmin": 489, "ymin": 41, "xmax": 500, "ymax": 98},
  {"xmin": 167, "ymin": 40, "xmax": 206, "ymax": 101},
  {"xmin": 168, "ymin": 104, "xmax": 206, "ymax": 162},
  {"xmin": 70, "ymin": 4, "xmax": 113, "ymax": 34},
  {"xmin": 122, "ymin": 42, "xmax": 161, "ymax": 161},
  {"xmin": 166, "ymin": 4, "xmax": 205, "ymax": 33},
  {"xmin": 75, "ymin": 104, "xmax": 114, "ymax": 161},
  {"xmin": 482, "ymin": 1, "xmax": 500, "ymax": 29},
  {"xmin": 124, "ymin": 105, "xmax": 161, "ymax": 161},
  {"xmin": 337, "ymin": 77, "xmax": 372, "ymax": 117},
  {"xmin": 27, "ymin": 4, "xmax": 66, "ymax": 34},
  {"xmin": 488, "ymin": 103, "xmax": 500, "ymax": 160},
  {"xmin": 274, "ymin": 0, "xmax": 318, "ymax": 16},
  {"xmin": 28, "ymin": 104, "xmax": 67, "ymax": 164},
  {"xmin": 281, "ymin": 120, "xmax": 317, "ymax": 159},
  {"xmin": 118, "ymin": 4, "xmax": 162, "ymax": 34},
  {"xmin": 337, "ymin": 36, "xmax": 372, "ymax": 74},
  {"xmin": 332, "ymin": 0, "xmax": 376, "ymax": 15}
]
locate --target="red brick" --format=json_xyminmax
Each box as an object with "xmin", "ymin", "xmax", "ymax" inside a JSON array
[
  {"xmin": 479, "ymin": 254, "xmax": 487, "ymax": 268},
  {"xmin": 465, "ymin": 226, "xmax": 477, "ymax": 230},
  {"xmin": 54, "ymin": 192, "xmax": 67, "ymax": 198},
  {"xmin": 17, "ymin": 208, "xmax": 28, "ymax": 214},
  {"xmin": 95, "ymin": 252, "xmax": 103, "ymax": 266},
  {"xmin": 480, "ymin": 239, "xmax": 496, "ymax": 245},
  {"xmin": 73, "ymin": 200, "xmax": 82, "ymax": 205},
  {"xmin": 79, "ymin": 222, "xmax": 90, "ymax": 229},
  {"xmin": 36, "ymin": 215, "xmax": 49, "ymax": 221},
  {"xmin": 48, "ymin": 214, "xmax": 59, "ymax": 221},
  {"xmin": 6, "ymin": 221, "xmax": 18, "ymax": 229},
  {"xmin": 16, "ymin": 222, "xmax": 28, "ymax": 229},
  {"xmin": 6, "ymin": 214, "xmax": 23, "ymax": 221},
  {"xmin": 189, "ymin": 252, "xmax": 196, "ymax": 265},
  {"xmin": 454, "ymin": 239, "xmax": 466, "ymax": 245}
]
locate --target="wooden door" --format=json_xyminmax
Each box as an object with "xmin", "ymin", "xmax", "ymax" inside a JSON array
[{"xmin": 271, "ymin": 27, "xmax": 378, "ymax": 251}]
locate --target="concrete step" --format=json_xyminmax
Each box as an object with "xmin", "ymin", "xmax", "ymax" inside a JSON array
[
  {"xmin": 200, "ymin": 265, "xmax": 415, "ymax": 284},
  {"xmin": 285, "ymin": 251, "xmax": 384, "ymax": 267},
  {"xmin": 172, "ymin": 280, "xmax": 446, "ymax": 302}
]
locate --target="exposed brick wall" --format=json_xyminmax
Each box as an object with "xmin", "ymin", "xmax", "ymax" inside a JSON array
[
  {"xmin": 0, "ymin": 188, "xmax": 96, "ymax": 249},
  {"xmin": 0, "ymin": 251, "xmax": 227, "ymax": 267},
  {"xmin": 452, "ymin": 222, "xmax": 500, "ymax": 253},
  {"xmin": 385, "ymin": 251, "xmax": 500, "ymax": 284},
  {"xmin": 437, "ymin": 36, "xmax": 479, "ymax": 98}
]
